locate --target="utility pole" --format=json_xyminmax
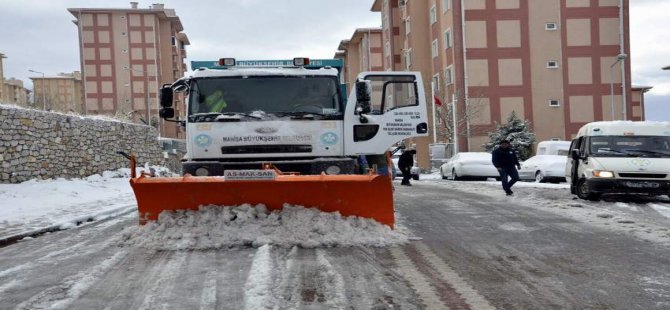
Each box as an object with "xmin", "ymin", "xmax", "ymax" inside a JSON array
[{"xmin": 608, "ymin": 54, "xmax": 627, "ymax": 120}]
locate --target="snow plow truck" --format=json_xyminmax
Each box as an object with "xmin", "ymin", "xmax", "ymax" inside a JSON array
[{"xmin": 126, "ymin": 58, "xmax": 429, "ymax": 228}]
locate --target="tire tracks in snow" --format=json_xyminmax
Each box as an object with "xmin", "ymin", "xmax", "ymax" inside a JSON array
[
  {"xmin": 390, "ymin": 241, "xmax": 493, "ymax": 310},
  {"xmin": 14, "ymin": 250, "xmax": 129, "ymax": 310}
]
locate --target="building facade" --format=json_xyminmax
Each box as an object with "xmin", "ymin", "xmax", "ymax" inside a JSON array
[
  {"xmin": 355, "ymin": 0, "xmax": 645, "ymax": 168},
  {"xmin": 68, "ymin": 2, "xmax": 189, "ymax": 138},
  {"xmin": 2, "ymin": 78, "xmax": 30, "ymax": 106},
  {"xmin": 335, "ymin": 28, "xmax": 384, "ymax": 91},
  {"xmin": 29, "ymin": 72, "xmax": 83, "ymax": 113}
]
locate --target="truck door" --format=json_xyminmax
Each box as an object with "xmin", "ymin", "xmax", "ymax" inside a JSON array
[{"xmin": 343, "ymin": 72, "xmax": 429, "ymax": 155}]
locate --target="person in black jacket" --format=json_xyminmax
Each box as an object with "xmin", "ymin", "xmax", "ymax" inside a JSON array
[
  {"xmin": 398, "ymin": 149, "xmax": 416, "ymax": 186},
  {"xmin": 491, "ymin": 140, "xmax": 521, "ymax": 195}
]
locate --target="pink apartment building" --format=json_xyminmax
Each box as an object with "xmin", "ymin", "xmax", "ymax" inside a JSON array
[
  {"xmin": 341, "ymin": 0, "xmax": 647, "ymax": 168},
  {"xmin": 68, "ymin": 2, "xmax": 189, "ymax": 138}
]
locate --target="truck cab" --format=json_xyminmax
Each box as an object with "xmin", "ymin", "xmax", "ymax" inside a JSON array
[
  {"xmin": 159, "ymin": 58, "xmax": 429, "ymax": 176},
  {"xmin": 566, "ymin": 121, "xmax": 670, "ymax": 200}
]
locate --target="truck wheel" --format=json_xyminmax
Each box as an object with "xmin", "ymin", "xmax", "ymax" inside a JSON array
[
  {"xmin": 576, "ymin": 178, "xmax": 601, "ymax": 201},
  {"xmin": 535, "ymin": 171, "xmax": 545, "ymax": 183},
  {"xmin": 452, "ymin": 169, "xmax": 461, "ymax": 181}
]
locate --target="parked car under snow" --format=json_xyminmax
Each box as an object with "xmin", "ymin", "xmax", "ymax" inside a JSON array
[
  {"xmin": 440, "ymin": 152, "xmax": 499, "ymax": 180},
  {"xmin": 518, "ymin": 155, "xmax": 567, "ymax": 183}
]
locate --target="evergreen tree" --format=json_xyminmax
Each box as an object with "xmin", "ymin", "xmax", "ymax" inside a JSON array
[{"xmin": 483, "ymin": 111, "xmax": 536, "ymax": 160}]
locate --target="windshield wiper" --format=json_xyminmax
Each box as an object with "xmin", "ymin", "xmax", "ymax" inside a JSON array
[
  {"xmin": 188, "ymin": 112, "xmax": 262, "ymax": 123},
  {"xmin": 594, "ymin": 149, "xmax": 634, "ymax": 156},
  {"xmin": 622, "ymin": 149, "xmax": 670, "ymax": 157},
  {"xmin": 218, "ymin": 112, "xmax": 262, "ymax": 119}
]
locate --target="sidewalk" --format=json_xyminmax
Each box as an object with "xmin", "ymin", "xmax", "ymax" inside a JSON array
[{"xmin": 0, "ymin": 168, "xmax": 159, "ymax": 245}]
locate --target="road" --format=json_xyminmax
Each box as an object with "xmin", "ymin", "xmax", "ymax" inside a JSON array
[{"xmin": 1, "ymin": 178, "xmax": 669, "ymax": 309}]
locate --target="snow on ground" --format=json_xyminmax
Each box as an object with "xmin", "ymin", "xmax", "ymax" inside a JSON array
[
  {"xmin": 0, "ymin": 166, "xmax": 169, "ymax": 239},
  {"xmin": 119, "ymin": 204, "xmax": 409, "ymax": 250}
]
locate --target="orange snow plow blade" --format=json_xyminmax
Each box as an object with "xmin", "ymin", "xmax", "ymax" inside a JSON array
[{"xmin": 129, "ymin": 173, "xmax": 395, "ymax": 228}]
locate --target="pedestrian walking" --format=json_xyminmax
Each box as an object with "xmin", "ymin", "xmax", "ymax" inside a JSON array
[
  {"xmin": 398, "ymin": 149, "xmax": 416, "ymax": 186},
  {"xmin": 492, "ymin": 140, "xmax": 521, "ymax": 195}
]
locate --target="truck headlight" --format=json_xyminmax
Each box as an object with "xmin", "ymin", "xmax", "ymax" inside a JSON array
[
  {"xmin": 325, "ymin": 165, "xmax": 341, "ymax": 175},
  {"xmin": 593, "ymin": 170, "xmax": 614, "ymax": 178},
  {"xmin": 195, "ymin": 167, "xmax": 210, "ymax": 176}
]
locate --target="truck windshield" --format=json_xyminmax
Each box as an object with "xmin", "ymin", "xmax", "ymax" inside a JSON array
[
  {"xmin": 188, "ymin": 76, "xmax": 342, "ymax": 119},
  {"xmin": 589, "ymin": 136, "xmax": 670, "ymax": 157}
]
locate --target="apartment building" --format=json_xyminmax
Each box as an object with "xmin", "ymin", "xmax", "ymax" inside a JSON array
[
  {"xmin": 2, "ymin": 78, "xmax": 30, "ymax": 106},
  {"xmin": 360, "ymin": 0, "xmax": 645, "ymax": 167},
  {"xmin": 68, "ymin": 2, "xmax": 189, "ymax": 138},
  {"xmin": 29, "ymin": 72, "xmax": 83, "ymax": 113},
  {"xmin": 335, "ymin": 28, "xmax": 384, "ymax": 90}
]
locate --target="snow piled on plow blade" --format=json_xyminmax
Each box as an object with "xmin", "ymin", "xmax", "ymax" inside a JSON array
[{"xmin": 119, "ymin": 204, "xmax": 408, "ymax": 250}]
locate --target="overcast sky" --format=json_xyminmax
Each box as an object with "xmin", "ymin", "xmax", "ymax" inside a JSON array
[{"xmin": 1, "ymin": 0, "xmax": 668, "ymax": 120}]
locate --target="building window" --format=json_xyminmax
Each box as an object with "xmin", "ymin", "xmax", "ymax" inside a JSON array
[
  {"xmin": 442, "ymin": 0, "xmax": 451, "ymax": 12},
  {"xmin": 545, "ymin": 23, "xmax": 558, "ymax": 30},
  {"xmin": 405, "ymin": 49, "xmax": 412, "ymax": 69},
  {"xmin": 430, "ymin": 6, "xmax": 437, "ymax": 24},
  {"xmin": 549, "ymin": 99, "xmax": 560, "ymax": 107},
  {"xmin": 405, "ymin": 17, "xmax": 411, "ymax": 35},
  {"xmin": 171, "ymin": 36, "xmax": 176, "ymax": 46},
  {"xmin": 431, "ymin": 40, "xmax": 438, "ymax": 58},
  {"xmin": 546, "ymin": 61, "xmax": 559, "ymax": 68},
  {"xmin": 445, "ymin": 66, "xmax": 453, "ymax": 85},
  {"xmin": 432, "ymin": 74, "xmax": 440, "ymax": 91},
  {"xmin": 444, "ymin": 29, "xmax": 452, "ymax": 49}
]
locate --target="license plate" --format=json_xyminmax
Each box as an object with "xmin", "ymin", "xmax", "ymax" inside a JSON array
[
  {"xmin": 624, "ymin": 181, "xmax": 660, "ymax": 189},
  {"xmin": 224, "ymin": 170, "xmax": 277, "ymax": 180}
]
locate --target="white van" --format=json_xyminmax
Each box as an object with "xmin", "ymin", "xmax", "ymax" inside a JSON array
[
  {"xmin": 536, "ymin": 140, "xmax": 571, "ymax": 156},
  {"xmin": 566, "ymin": 121, "xmax": 670, "ymax": 200}
]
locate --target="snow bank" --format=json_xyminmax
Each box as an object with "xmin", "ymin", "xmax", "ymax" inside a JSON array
[
  {"xmin": 119, "ymin": 204, "xmax": 408, "ymax": 250},
  {"xmin": 0, "ymin": 166, "xmax": 172, "ymax": 238}
]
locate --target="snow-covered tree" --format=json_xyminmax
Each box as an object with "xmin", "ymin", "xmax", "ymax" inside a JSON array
[{"xmin": 483, "ymin": 111, "xmax": 536, "ymax": 160}]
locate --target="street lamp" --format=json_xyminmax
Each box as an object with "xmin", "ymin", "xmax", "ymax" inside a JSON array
[
  {"xmin": 608, "ymin": 54, "xmax": 627, "ymax": 120},
  {"xmin": 28, "ymin": 69, "xmax": 45, "ymax": 110}
]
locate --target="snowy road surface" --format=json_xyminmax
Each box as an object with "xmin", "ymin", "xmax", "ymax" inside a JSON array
[{"xmin": 1, "ymin": 176, "xmax": 670, "ymax": 309}]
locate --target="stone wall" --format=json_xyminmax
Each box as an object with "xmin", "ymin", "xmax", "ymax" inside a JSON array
[{"xmin": 0, "ymin": 104, "xmax": 164, "ymax": 183}]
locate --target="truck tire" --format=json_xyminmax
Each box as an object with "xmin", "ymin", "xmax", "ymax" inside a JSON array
[
  {"xmin": 576, "ymin": 178, "xmax": 601, "ymax": 201},
  {"xmin": 452, "ymin": 169, "xmax": 461, "ymax": 181},
  {"xmin": 535, "ymin": 171, "xmax": 545, "ymax": 183}
]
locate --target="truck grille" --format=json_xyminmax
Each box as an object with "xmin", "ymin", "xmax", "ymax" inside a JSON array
[
  {"xmin": 618, "ymin": 173, "xmax": 667, "ymax": 179},
  {"xmin": 221, "ymin": 145, "xmax": 312, "ymax": 154}
]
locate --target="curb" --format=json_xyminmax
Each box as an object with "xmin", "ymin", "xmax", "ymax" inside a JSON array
[{"xmin": 0, "ymin": 205, "xmax": 136, "ymax": 248}]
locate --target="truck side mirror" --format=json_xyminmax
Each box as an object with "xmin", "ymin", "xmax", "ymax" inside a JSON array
[
  {"xmin": 159, "ymin": 85, "xmax": 173, "ymax": 108},
  {"xmin": 159, "ymin": 107, "xmax": 174, "ymax": 119},
  {"xmin": 355, "ymin": 81, "xmax": 372, "ymax": 115}
]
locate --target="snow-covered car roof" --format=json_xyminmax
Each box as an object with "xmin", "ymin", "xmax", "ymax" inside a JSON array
[
  {"xmin": 189, "ymin": 67, "xmax": 339, "ymax": 79},
  {"xmin": 456, "ymin": 152, "xmax": 492, "ymax": 159}
]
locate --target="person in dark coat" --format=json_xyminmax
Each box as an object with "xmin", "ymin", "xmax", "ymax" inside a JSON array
[
  {"xmin": 398, "ymin": 149, "xmax": 416, "ymax": 186},
  {"xmin": 492, "ymin": 140, "xmax": 521, "ymax": 195}
]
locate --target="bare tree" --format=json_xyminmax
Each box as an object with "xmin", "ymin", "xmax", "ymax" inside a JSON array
[{"xmin": 434, "ymin": 89, "xmax": 487, "ymax": 144}]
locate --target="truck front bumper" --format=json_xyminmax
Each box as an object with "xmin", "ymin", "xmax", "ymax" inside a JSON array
[
  {"xmin": 587, "ymin": 178, "xmax": 670, "ymax": 195},
  {"xmin": 183, "ymin": 158, "xmax": 356, "ymax": 176}
]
